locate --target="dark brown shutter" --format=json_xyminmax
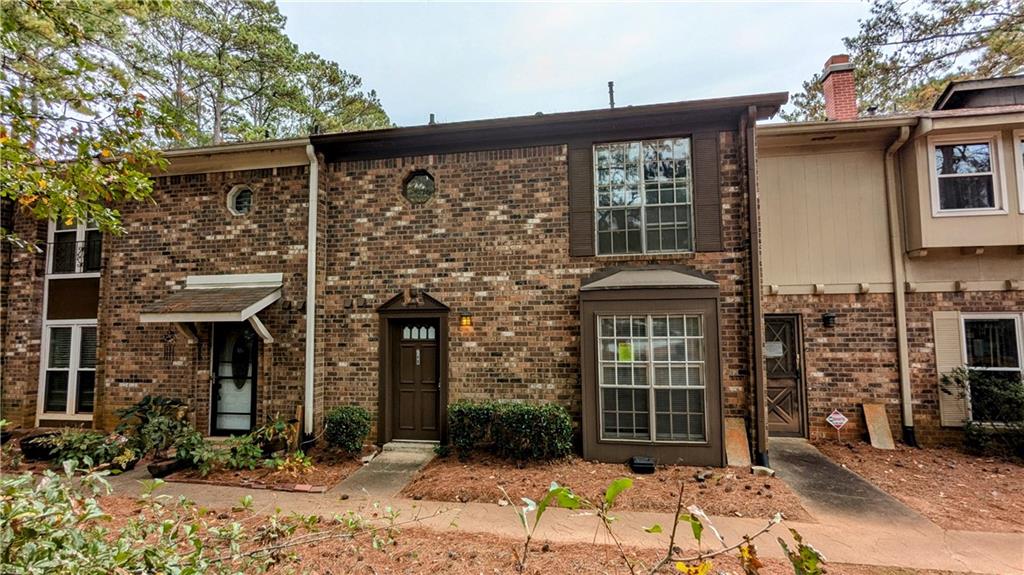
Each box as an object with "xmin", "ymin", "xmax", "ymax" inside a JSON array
[
  {"xmin": 568, "ymin": 142, "xmax": 595, "ymax": 257},
  {"xmin": 692, "ymin": 130, "xmax": 722, "ymax": 252}
]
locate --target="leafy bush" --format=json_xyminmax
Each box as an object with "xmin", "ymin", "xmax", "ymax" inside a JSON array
[
  {"xmin": 174, "ymin": 429, "xmax": 222, "ymax": 476},
  {"xmin": 448, "ymin": 401, "xmax": 496, "ymax": 458},
  {"xmin": 41, "ymin": 428, "xmax": 137, "ymax": 470},
  {"xmin": 116, "ymin": 395, "xmax": 191, "ymax": 459},
  {"xmin": 324, "ymin": 406, "xmax": 371, "ymax": 453},
  {"xmin": 252, "ymin": 416, "xmax": 298, "ymax": 454},
  {"xmin": 491, "ymin": 403, "xmax": 573, "ymax": 461},
  {"xmin": 224, "ymin": 434, "xmax": 264, "ymax": 470},
  {"xmin": 447, "ymin": 401, "xmax": 573, "ymax": 461},
  {"xmin": 942, "ymin": 367, "xmax": 1024, "ymax": 458}
]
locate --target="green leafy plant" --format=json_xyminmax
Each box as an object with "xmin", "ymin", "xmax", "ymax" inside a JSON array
[
  {"xmin": 251, "ymin": 416, "xmax": 297, "ymax": 454},
  {"xmin": 40, "ymin": 428, "xmax": 137, "ymax": 471},
  {"xmin": 0, "ymin": 420, "xmax": 22, "ymax": 470},
  {"xmin": 116, "ymin": 395, "xmax": 191, "ymax": 459},
  {"xmin": 324, "ymin": 406, "xmax": 371, "ymax": 453},
  {"xmin": 174, "ymin": 429, "xmax": 223, "ymax": 477},
  {"xmin": 779, "ymin": 529, "xmax": 827, "ymax": 575},
  {"xmin": 448, "ymin": 400, "xmax": 496, "ymax": 458},
  {"xmin": 942, "ymin": 367, "xmax": 1024, "ymax": 458},
  {"xmin": 265, "ymin": 450, "xmax": 314, "ymax": 477},
  {"xmin": 224, "ymin": 435, "xmax": 263, "ymax": 471},
  {"xmin": 491, "ymin": 402, "xmax": 573, "ymax": 461}
]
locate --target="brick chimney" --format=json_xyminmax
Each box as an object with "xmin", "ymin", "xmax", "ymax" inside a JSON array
[{"xmin": 821, "ymin": 54, "xmax": 857, "ymax": 121}]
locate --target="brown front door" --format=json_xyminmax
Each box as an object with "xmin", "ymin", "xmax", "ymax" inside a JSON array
[
  {"xmin": 392, "ymin": 320, "xmax": 441, "ymax": 440},
  {"xmin": 765, "ymin": 315, "xmax": 805, "ymax": 437}
]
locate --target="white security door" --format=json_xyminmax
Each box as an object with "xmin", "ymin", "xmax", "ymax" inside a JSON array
[{"xmin": 212, "ymin": 323, "xmax": 258, "ymax": 434}]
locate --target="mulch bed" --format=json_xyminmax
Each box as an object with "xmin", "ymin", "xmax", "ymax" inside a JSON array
[
  {"xmin": 400, "ymin": 454, "xmax": 810, "ymax": 521},
  {"xmin": 817, "ymin": 441, "xmax": 1024, "ymax": 533},
  {"xmin": 166, "ymin": 447, "xmax": 364, "ymax": 492},
  {"xmin": 95, "ymin": 495, "xmax": 966, "ymax": 575}
]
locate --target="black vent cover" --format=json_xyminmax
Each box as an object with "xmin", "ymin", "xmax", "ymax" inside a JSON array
[{"xmin": 628, "ymin": 456, "xmax": 656, "ymax": 474}]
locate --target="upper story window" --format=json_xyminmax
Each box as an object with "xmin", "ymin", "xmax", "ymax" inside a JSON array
[
  {"xmin": 594, "ymin": 138, "xmax": 693, "ymax": 255},
  {"xmin": 929, "ymin": 133, "xmax": 1006, "ymax": 216},
  {"xmin": 49, "ymin": 219, "xmax": 101, "ymax": 275},
  {"xmin": 1014, "ymin": 130, "xmax": 1024, "ymax": 214},
  {"xmin": 227, "ymin": 184, "xmax": 254, "ymax": 216}
]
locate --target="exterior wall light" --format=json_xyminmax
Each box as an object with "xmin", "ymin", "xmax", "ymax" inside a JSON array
[
  {"xmin": 459, "ymin": 313, "xmax": 473, "ymax": 328},
  {"xmin": 822, "ymin": 312, "xmax": 837, "ymax": 328}
]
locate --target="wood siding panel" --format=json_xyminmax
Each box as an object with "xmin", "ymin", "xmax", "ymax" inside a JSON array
[{"xmin": 760, "ymin": 149, "xmax": 893, "ymax": 288}]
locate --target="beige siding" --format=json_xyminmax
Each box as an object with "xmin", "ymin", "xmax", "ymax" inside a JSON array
[
  {"xmin": 761, "ymin": 148, "xmax": 893, "ymax": 289},
  {"xmin": 903, "ymin": 124, "xmax": 1024, "ymax": 251}
]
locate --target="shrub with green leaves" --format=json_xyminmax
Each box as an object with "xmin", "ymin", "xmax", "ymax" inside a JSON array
[
  {"xmin": 491, "ymin": 402, "xmax": 573, "ymax": 461},
  {"xmin": 448, "ymin": 400, "xmax": 496, "ymax": 458},
  {"xmin": 324, "ymin": 406, "xmax": 371, "ymax": 453},
  {"xmin": 115, "ymin": 395, "xmax": 191, "ymax": 459},
  {"xmin": 447, "ymin": 401, "xmax": 573, "ymax": 461},
  {"xmin": 942, "ymin": 367, "xmax": 1024, "ymax": 458},
  {"xmin": 41, "ymin": 428, "xmax": 137, "ymax": 470}
]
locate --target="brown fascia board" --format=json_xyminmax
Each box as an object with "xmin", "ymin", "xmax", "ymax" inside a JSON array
[
  {"xmin": 313, "ymin": 92, "xmax": 789, "ymax": 161},
  {"xmin": 932, "ymin": 75, "xmax": 1024, "ymax": 110}
]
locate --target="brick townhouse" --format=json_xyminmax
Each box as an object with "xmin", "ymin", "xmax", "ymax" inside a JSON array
[
  {"xmin": 1, "ymin": 92, "xmax": 785, "ymax": 466},
  {"xmin": 2, "ymin": 59, "xmax": 1021, "ymax": 466}
]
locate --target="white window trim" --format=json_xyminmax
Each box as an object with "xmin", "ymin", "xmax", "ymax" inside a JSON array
[
  {"xmin": 928, "ymin": 132, "xmax": 1008, "ymax": 217},
  {"xmin": 592, "ymin": 137, "xmax": 695, "ymax": 256},
  {"xmin": 46, "ymin": 219, "xmax": 101, "ymax": 279},
  {"xmin": 36, "ymin": 319, "xmax": 98, "ymax": 422},
  {"xmin": 596, "ymin": 313, "xmax": 708, "ymax": 445},
  {"xmin": 959, "ymin": 312, "xmax": 1024, "ymax": 424},
  {"xmin": 226, "ymin": 184, "xmax": 255, "ymax": 216},
  {"xmin": 1013, "ymin": 129, "xmax": 1024, "ymax": 215}
]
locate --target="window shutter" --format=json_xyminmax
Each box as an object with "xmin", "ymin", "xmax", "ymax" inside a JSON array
[
  {"xmin": 933, "ymin": 310, "xmax": 967, "ymax": 427},
  {"xmin": 567, "ymin": 143, "xmax": 595, "ymax": 257},
  {"xmin": 692, "ymin": 131, "xmax": 722, "ymax": 252}
]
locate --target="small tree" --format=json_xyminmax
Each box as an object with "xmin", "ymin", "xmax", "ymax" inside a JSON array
[{"xmin": 942, "ymin": 367, "xmax": 1024, "ymax": 458}]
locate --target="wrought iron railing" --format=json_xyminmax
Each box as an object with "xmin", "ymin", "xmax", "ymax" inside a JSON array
[{"xmin": 48, "ymin": 237, "xmax": 102, "ymax": 274}]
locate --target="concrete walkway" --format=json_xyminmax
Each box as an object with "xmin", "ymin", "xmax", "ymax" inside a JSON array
[
  {"xmin": 330, "ymin": 441, "xmax": 435, "ymax": 500},
  {"xmin": 768, "ymin": 438, "xmax": 931, "ymax": 528},
  {"xmin": 107, "ymin": 466, "xmax": 1024, "ymax": 574}
]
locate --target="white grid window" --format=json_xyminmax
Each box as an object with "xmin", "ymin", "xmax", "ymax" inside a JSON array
[
  {"xmin": 595, "ymin": 138, "xmax": 693, "ymax": 255},
  {"xmin": 49, "ymin": 218, "xmax": 101, "ymax": 275},
  {"xmin": 598, "ymin": 314, "xmax": 706, "ymax": 442},
  {"xmin": 42, "ymin": 323, "xmax": 97, "ymax": 415}
]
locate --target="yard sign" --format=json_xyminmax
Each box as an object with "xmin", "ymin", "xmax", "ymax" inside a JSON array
[{"xmin": 826, "ymin": 409, "xmax": 848, "ymax": 441}]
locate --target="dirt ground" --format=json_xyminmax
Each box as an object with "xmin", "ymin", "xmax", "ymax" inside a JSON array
[
  {"xmin": 167, "ymin": 447, "xmax": 364, "ymax": 491},
  {"xmin": 400, "ymin": 454, "xmax": 810, "ymax": 521},
  {"xmin": 817, "ymin": 441, "xmax": 1024, "ymax": 533},
  {"xmin": 95, "ymin": 495, "xmax": 969, "ymax": 575}
]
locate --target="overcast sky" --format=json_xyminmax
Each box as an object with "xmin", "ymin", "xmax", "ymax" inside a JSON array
[{"xmin": 278, "ymin": 1, "xmax": 871, "ymax": 127}]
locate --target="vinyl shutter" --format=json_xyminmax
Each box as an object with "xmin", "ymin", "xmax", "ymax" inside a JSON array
[
  {"xmin": 568, "ymin": 142, "xmax": 595, "ymax": 257},
  {"xmin": 692, "ymin": 130, "xmax": 722, "ymax": 252},
  {"xmin": 933, "ymin": 310, "xmax": 968, "ymax": 427}
]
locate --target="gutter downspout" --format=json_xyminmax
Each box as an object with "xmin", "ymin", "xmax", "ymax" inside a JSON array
[
  {"xmin": 884, "ymin": 126, "xmax": 916, "ymax": 446},
  {"xmin": 303, "ymin": 145, "xmax": 318, "ymax": 439},
  {"xmin": 743, "ymin": 106, "xmax": 769, "ymax": 466}
]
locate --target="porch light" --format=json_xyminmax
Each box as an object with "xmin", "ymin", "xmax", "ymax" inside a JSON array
[
  {"xmin": 459, "ymin": 312, "xmax": 473, "ymax": 328},
  {"xmin": 822, "ymin": 312, "xmax": 837, "ymax": 328}
]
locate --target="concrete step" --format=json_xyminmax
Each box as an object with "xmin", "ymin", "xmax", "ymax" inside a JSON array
[{"xmin": 382, "ymin": 440, "xmax": 439, "ymax": 453}]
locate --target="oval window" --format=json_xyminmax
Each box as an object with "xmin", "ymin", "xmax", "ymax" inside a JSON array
[
  {"xmin": 403, "ymin": 171, "xmax": 435, "ymax": 205},
  {"xmin": 227, "ymin": 185, "xmax": 254, "ymax": 215}
]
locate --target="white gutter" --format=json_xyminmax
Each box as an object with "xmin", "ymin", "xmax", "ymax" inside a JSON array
[
  {"xmin": 303, "ymin": 145, "xmax": 319, "ymax": 436},
  {"xmin": 884, "ymin": 125, "xmax": 915, "ymax": 445}
]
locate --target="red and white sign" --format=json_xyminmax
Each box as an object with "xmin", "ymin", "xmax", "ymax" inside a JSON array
[{"xmin": 826, "ymin": 409, "xmax": 848, "ymax": 430}]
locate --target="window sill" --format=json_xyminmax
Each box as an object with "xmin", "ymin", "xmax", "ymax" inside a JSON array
[
  {"xmin": 931, "ymin": 207, "xmax": 1008, "ymax": 218},
  {"xmin": 37, "ymin": 413, "xmax": 94, "ymax": 422},
  {"xmin": 598, "ymin": 437, "xmax": 710, "ymax": 447}
]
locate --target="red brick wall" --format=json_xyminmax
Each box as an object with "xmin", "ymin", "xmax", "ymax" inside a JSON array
[
  {"xmin": 316, "ymin": 133, "xmax": 756, "ymax": 437},
  {"xmin": 93, "ymin": 167, "xmax": 311, "ymax": 432},
  {"xmin": 763, "ymin": 293, "xmax": 901, "ymax": 441},
  {"xmin": 906, "ymin": 290, "xmax": 1024, "ymax": 445},
  {"xmin": 0, "ymin": 212, "xmax": 47, "ymax": 428}
]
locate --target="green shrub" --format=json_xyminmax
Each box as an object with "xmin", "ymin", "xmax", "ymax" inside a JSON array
[
  {"xmin": 324, "ymin": 406, "xmax": 371, "ymax": 453},
  {"xmin": 491, "ymin": 403, "xmax": 573, "ymax": 461},
  {"xmin": 116, "ymin": 395, "xmax": 190, "ymax": 458},
  {"xmin": 224, "ymin": 434, "xmax": 263, "ymax": 470},
  {"xmin": 446, "ymin": 401, "xmax": 573, "ymax": 461},
  {"xmin": 942, "ymin": 367, "xmax": 1024, "ymax": 458},
  {"xmin": 448, "ymin": 400, "xmax": 495, "ymax": 458},
  {"xmin": 42, "ymin": 429, "xmax": 137, "ymax": 469},
  {"xmin": 174, "ymin": 429, "xmax": 221, "ymax": 476}
]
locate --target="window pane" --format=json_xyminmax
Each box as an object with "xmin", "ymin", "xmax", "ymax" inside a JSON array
[
  {"xmin": 79, "ymin": 327, "xmax": 97, "ymax": 369},
  {"xmin": 45, "ymin": 371, "xmax": 69, "ymax": 412},
  {"xmin": 935, "ymin": 143, "xmax": 991, "ymax": 175},
  {"xmin": 76, "ymin": 371, "xmax": 96, "ymax": 413},
  {"xmin": 84, "ymin": 230, "xmax": 102, "ymax": 272},
  {"xmin": 938, "ymin": 176, "xmax": 995, "ymax": 210},
  {"xmin": 965, "ymin": 319, "xmax": 1020, "ymax": 368},
  {"xmin": 48, "ymin": 327, "xmax": 72, "ymax": 368},
  {"xmin": 51, "ymin": 231, "xmax": 77, "ymax": 274}
]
